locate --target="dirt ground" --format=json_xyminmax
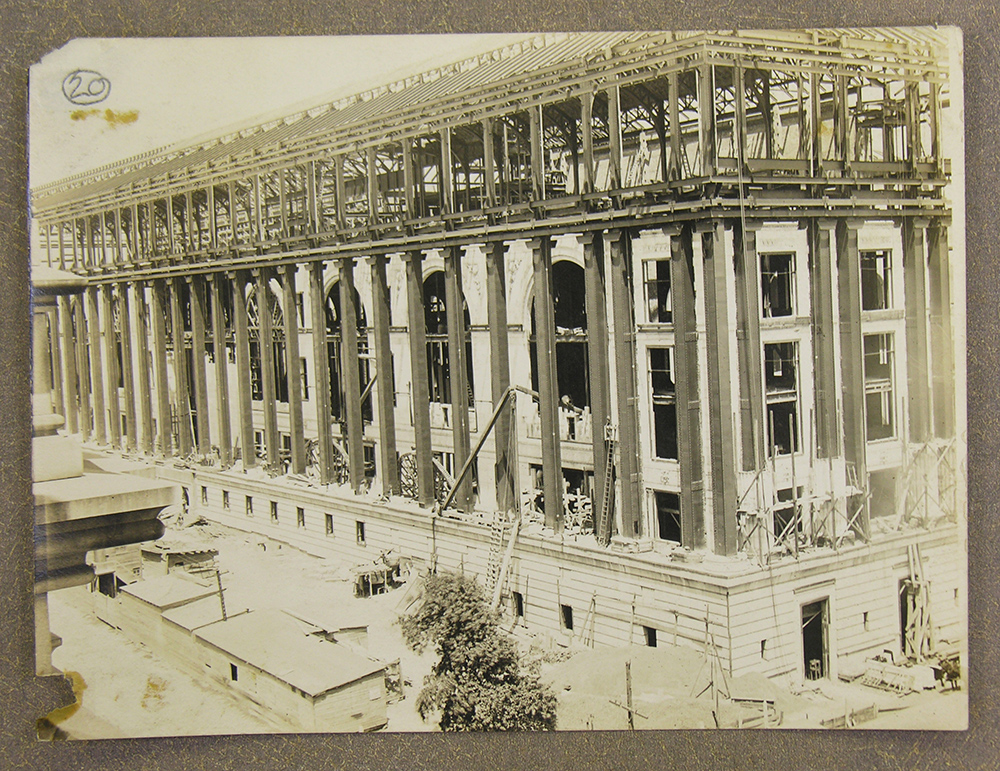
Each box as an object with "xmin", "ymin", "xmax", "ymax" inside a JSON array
[{"xmin": 45, "ymin": 519, "xmax": 966, "ymax": 736}]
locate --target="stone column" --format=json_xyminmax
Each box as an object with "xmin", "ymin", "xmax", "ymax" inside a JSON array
[
  {"xmin": 371, "ymin": 254, "xmax": 400, "ymax": 495},
  {"xmin": 404, "ymin": 250, "xmax": 434, "ymax": 506}
]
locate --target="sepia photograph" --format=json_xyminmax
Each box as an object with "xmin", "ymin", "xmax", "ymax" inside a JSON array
[{"xmin": 27, "ymin": 28, "xmax": 967, "ymax": 738}]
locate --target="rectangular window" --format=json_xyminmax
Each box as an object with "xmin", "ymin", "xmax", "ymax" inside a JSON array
[
  {"xmin": 270, "ymin": 501, "xmax": 278, "ymax": 522},
  {"xmin": 297, "ymin": 292, "xmax": 306, "ymax": 327},
  {"xmin": 642, "ymin": 259, "xmax": 672, "ymax": 323},
  {"xmin": 864, "ymin": 333, "xmax": 895, "ymax": 440},
  {"xmin": 765, "ymin": 342, "xmax": 799, "ymax": 456},
  {"xmin": 297, "ymin": 507, "xmax": 305, "ymax": 528},
  {"xmin": 773, "ymin": 486, "xmax": 803, "ymax": 539},
  {"xmin": 201, "ymin": 486, "xmax": 208, "ymax": 505},
  {"xmin": 861, "ymin": 250, "xmax": 892, "ymax": 311},
  {"xmin": 245, "ymin": 495, "xmax": 253, "ymax": 517},
  {"xmin": 560, "ymin": 604, "xmax": 574, "ymax": 631},
  {"xmin": 761, "ymin": 253, "xmax": 795, "ymax": 318},
  {"xmin": 325, "ymin": 514, "xmax": 334, "ymax": 536},
  {"xmin": 649, "ymin": 348, "xmax": 677, "ymax": 460},
  {"xmin": 513, "ymin": 591, "xmax": 524, "ymax": 618},
  {"xmin": 356, "ymin": 521, "xmax": 366, "ymax": 545},
  {"xmin": 644, "ymin": 626, "xmax": 658, "ymax": 648},
  {"xmin": 253, "ymin": 430, "xmax": 265, "ymax": 458},
  {"xmin": 655, "ymin": 491, "xmax": 682, "ymax": 542},
  {"xmin": 300, "ymin": 357, "xmax": 309, "ymax": 400},
  {"xmin": 230, "ymin": 663, "xmax": 238, "ymax": 682},
  {"xmin": 222, "ymin": 490, "xmax": 230, "ymax": 510}
]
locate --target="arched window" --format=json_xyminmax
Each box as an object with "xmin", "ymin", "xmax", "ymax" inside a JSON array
[
  {"xmin": 247, "ymin": 286, "xmax": 287, "ymax": 403},
  {"xmin": 325, "ymin": 282, "xmax": 371, "ymax": 423},
  {"xmin": 423, "ymin": 270, "xmax": 474, "ymax": 407},
  {"xmin": 530, "ymin": 260, "xmax": 589, "ymax": 410}
]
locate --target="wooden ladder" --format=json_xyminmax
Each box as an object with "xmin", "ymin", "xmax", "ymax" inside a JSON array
[{"xmin": 596, "ymin": 422, "xmax": 617, "ymax": 546}]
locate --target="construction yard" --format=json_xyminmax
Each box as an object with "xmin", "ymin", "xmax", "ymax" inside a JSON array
[{"xmin": 46, "ymin": 519, "xmax": 966, "ymax": 736}]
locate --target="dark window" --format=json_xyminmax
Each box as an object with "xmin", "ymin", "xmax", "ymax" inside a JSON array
[
  {"xmin": 356, "ymin": 521, "xmax": 366, "ymax": 544},
  {"xmin": 97, "ymin": 572, "xmax": 117, "ymax": 598},
  {"xmin": 643, "ymin": 259, "xmax": 672, "ymax": 323},
  {"xmin": 655, "ymin": 491, "xmax": 682, "ymax": 542},
  {"xmin": 513, "ymin": 591, "xmax": 524, "ymax": 618},
  {"xmin": 644, "ymin": 626, "xmax": 657, "ymax": 648},
  {"xmin": 300, "ymin": 357, "xmax": 309, "ymax": 400},
  {"xmin": 201, "ymin": 486, "xmax": 208, "ymax": 504},
  {"xmin": 230, "ymin": 663, "xmax": 238, "ymax": 682},
  {"xmin": 561, "ymin": 604, "xmax": 574, "ymax": 631},
  {"xmin": 863, "ymin": 334, "xmax": 894, "ymax": 440},
  {"xmin": 245, "ymin": 495, "xmax": 253, "ymax": 516},
  {"xmin": 649, "ymin": 348, "xmax": 677, "ymax": 460},
  {"xmin": 861, "ymin": 250, "xmax": 892, "ymax": 311},
  {"xmin": 325, "ymin": 514, "xmax": 334, "ymax": 536},
  {"xmin": 761, "ymin": 253, "xmax": 795, "ymax": 318},
  {"xmin": 270, "ymin": 501, "xmax": 278, "ymax": 522},
  {"xmin": 765, "ymin": 342, "xmax": 798, "ymax": 456},
  {"xmin": 222, "ymin": 490, "xmax": 230, "ymax": 510},
  {"xmin": 296, "ymin": 507, "xmax": 305, "ymax": 528},
  {"xmin": 773, "ymin": 486, "xmax": 804, "ymax": 539}
]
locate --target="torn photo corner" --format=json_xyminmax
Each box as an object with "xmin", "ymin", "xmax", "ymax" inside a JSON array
[{"xmin": 28, "ymin": 28, "xmax": 967, "ymax": 738}]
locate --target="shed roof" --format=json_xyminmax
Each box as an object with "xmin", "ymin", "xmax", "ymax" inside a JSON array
[
  {"xmin": 120, "ymin": 573, "xmax": 217, "ymax": 610},
  {"xmin": 195, "ymin": 608, "xmax": 385, "ymax": 697}
]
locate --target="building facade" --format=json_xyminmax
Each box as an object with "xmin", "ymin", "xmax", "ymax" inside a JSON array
[{"xmin": 31, "ymin": 30, "xmax": 965, "ymax": 680}]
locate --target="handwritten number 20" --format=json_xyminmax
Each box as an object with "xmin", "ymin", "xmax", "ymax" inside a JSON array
[{"xmin": 62, "ymin": 70, "xmax": 111, "ymax": 105}]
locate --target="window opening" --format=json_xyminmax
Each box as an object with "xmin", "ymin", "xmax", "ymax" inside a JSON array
[
  {"xmin": 761, "ymin": 253, "xmax": 795, "ymax": 318},
  {"xmin": 863, "ymin": 333, "xmax": 894, "ymax": 440},
  {"xmin": 643, "ymin": 258, "xmax": 672, "ymax": 323},
  {"xmin": 861, "ymin": 250, "xmax": 892, "ymax": 311},
  {"xmin": 649, "ymin": 348, "xmax": 678, "ymax": 460},
  {"xmin": 654, "ymin": 491, "xmax": 682, "ymax": 542},
  {"xmin": 765, "ymin": 342, "xmax": 799, "ymax": 455}
]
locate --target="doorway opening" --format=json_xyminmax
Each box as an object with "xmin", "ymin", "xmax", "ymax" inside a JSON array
[{"xmin": 801, "ymin": 599, "xmax": 829, "ymax": 680}]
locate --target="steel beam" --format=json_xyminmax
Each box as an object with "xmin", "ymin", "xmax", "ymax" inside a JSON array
[
  {"xmin": 231, "ymin": 272, "xmax": 256, "ymax": 468},
  {"xmin": 810, "ymin": 220, "xmax": 840, "ymax": 458},
  {"xmin": 581, "ymin": 231, "xmax": 611, "ymax": 527},
  {"xmin": 371, "ymin": 254, "xmax": 400, "ymax": 495},
  {"xmin": 133, "ymin": 282, "xmax": 155, "ymax": 454},
  {"xmin": 118, "ymin": 284, "xmax": 137, "ymax": 453},
  {"xmin": 608, "ymin": 230, "xmax": 642, "ymax": 539},
  {"xmin": 486, "ymin": 242, "xmax": 514, "ymax": 513},
  {"xmin": 255, "ymin": 269, "xmax": 280, "ymax": 472},
  {"xmin": 444, "ymin": 245, "xmax": 472, "ymax": 512},
  {"xmin": 404, "ymin": 250, "xmax": 434, "ymax": 506},
  {"xmin": 150, "ymin": 280, "xmax": 172, "ymax": 455},
  {"xmin": 700, "ymin": 221, "xmax": 738, "ymax": 555},
  {"xmin": 340, "ymin": 259, "xmax": 365, "ymax": 489},
  {"xmin": 281, "ymin": 264, "xmax": 306, "ymax": 475},
  {"xmin": 188, "ymin": 276, "xmax": 211, "ymax": 457},
  {"xmin": 670, "ymin": 226, "xmax": 704, "ymax": 548},
  {"xmin": 530, "ymin": 236, "xmax": 563, "ymax": 531},
  {"xmin": 170, "ymin": 278, "xmax": 193, "ymax": 456},
  {"xmin": 86, "ymin": 287, "xmax": 107, "ymax": 445}
]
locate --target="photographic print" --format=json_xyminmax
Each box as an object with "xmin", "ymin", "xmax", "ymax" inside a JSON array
[{"xmin": 28, "ymin": 28, "xmax": 967, "ymax": 737}]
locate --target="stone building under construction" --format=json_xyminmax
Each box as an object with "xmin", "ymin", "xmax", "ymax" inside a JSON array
[{"xmin": 31, "ymin": 29, "xmax": 965, "ymax": 682}]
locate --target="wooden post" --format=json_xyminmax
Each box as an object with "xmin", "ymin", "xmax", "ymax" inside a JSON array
[
  {"xmin": 309, "ymin": 263, "xmax": 334, "ymax": 483},
  {"xmin": 530, "ymin": 236, "xmax": 563, "ymax": 531},
  {"xmin": 486, "ymin": 242, "xmax": 514, "ymax": 512},
  {"xmin": 405, "ymin": 250, "xmax": 434, "ymax": 506},
  {"xmin": 340, "ymin": 259, "xmax": 365, "ymax": 489},
  {"xmin": 444, "ymin": 245, "xmax": 472, "ymax": 512},
  {"xmin": 281, "ymin": 264, "xmax": 306, "ymax": 475},
  {"xmin": 625, "ymin": 660, "xmax": 634, "ymax": 730},
  {"xmin": 210, "ymin": 275, "xmax": 232, "ymax": 465},
  {"xmin": 231, "ymin": 272, "xmax": 256, "ymax": 469},
  {"xmin": 371, "ymin": 254, "xmax": 400, "ymax": 495}
]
